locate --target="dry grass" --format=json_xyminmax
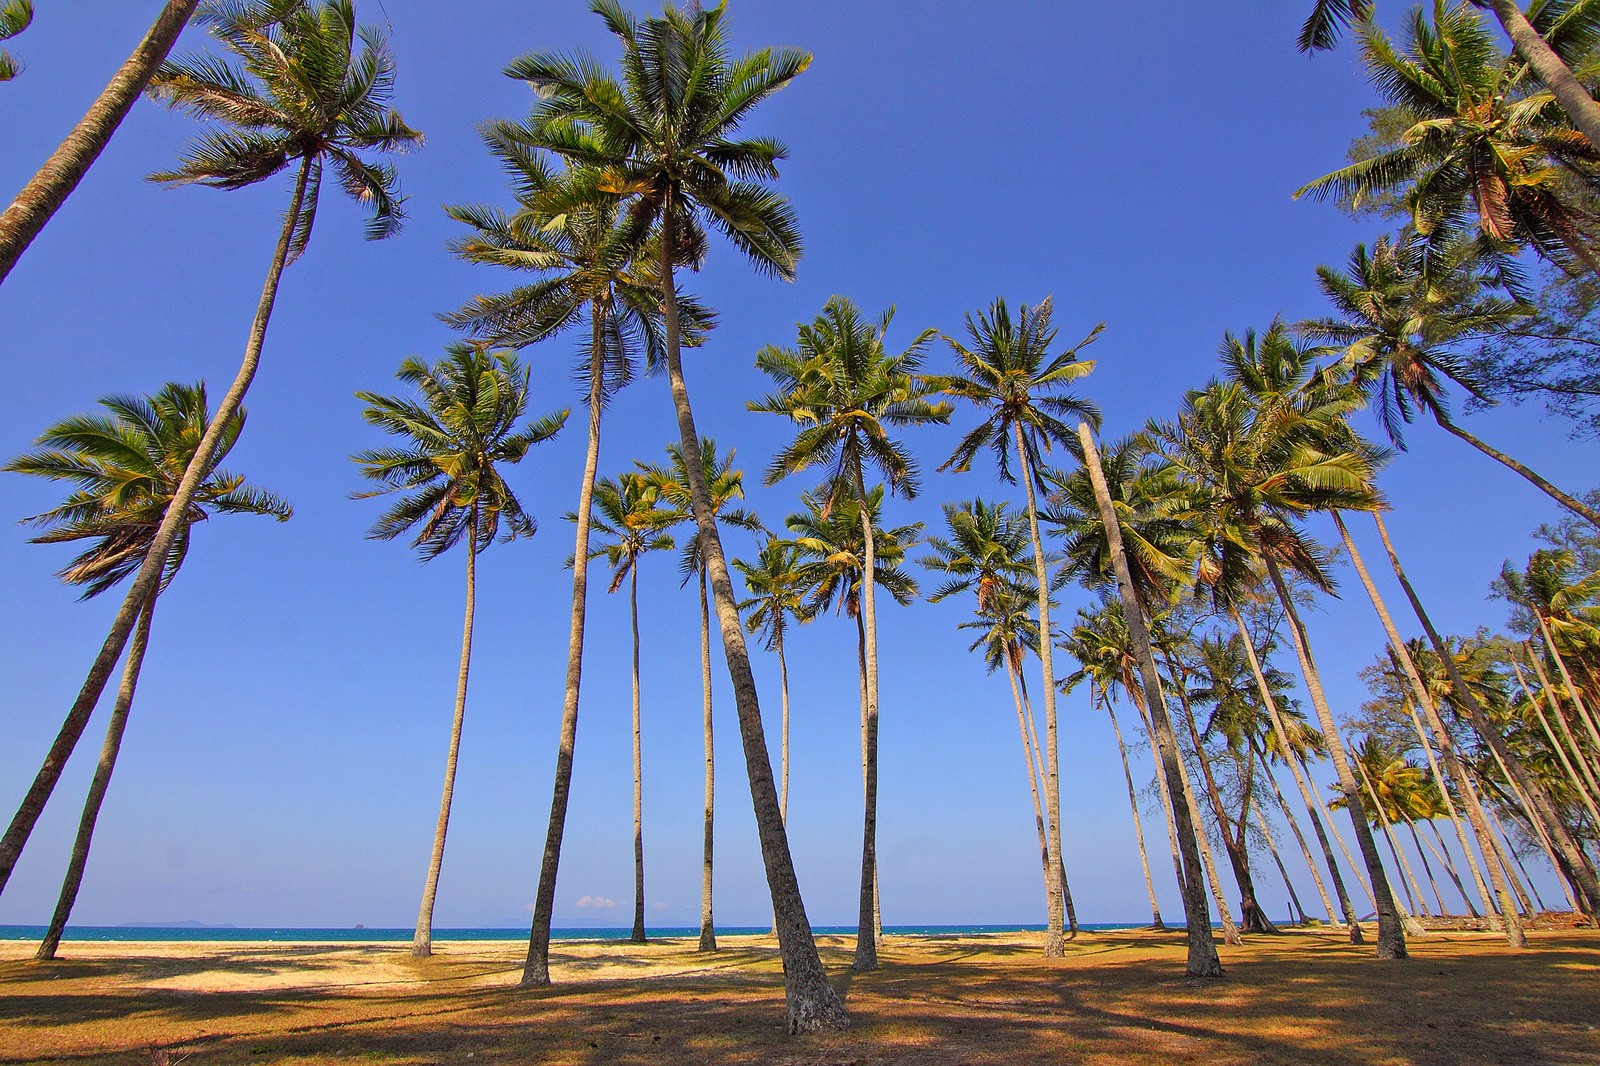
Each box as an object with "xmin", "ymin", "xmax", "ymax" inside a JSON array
[{"xmin": 2, "ymin": 925, "xmax": 1598, "ymax": 1064}]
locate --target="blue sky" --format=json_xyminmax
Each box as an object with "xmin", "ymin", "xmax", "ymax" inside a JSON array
[{"xmin": 0, "ymin": 2, "xmax": 1587, "ymax": 932}]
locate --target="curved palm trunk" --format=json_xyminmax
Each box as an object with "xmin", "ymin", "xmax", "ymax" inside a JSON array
[
  {"xmin": 1078, "ymin": 424, "xmax": 1222, "ymax": 976},
  {"xmin": 35, "ymin": 593, "xmax": 158, "ymax": 961},
  {"xmin": 1250, "ymin": 803, "xmax": 1308, "ymax": 925},
  {"xmin": 778, "ymin": 631, "xmax": 790, "ymax": 823},
  {"xmin": 1263, "ymin": 554, "xmax": 1408, "ymax": 958},
  {"xmin": 0, "ymin": 0, "xmax": 200, "ymax": 284},
  {"xmin": 1484, "ymin": 802, "xmax": 1548, "ymax": 913},
  {"xmin": 1355, "ymin": 758, "xmax": 1429, "ymax": 919},
  {"xmin": 1434, "ymin": 413, "xmax": 1600, "ymax": 529},
  {"xmin": 1106, "ymin": 696, "xmax": 1164, "ymax": 928},
  {"xmin": 1018, "ymin": 675, "xmax": 1077, "ymax": 936},
  {"xmin": 698, "ymin": 566, "xmax": 717, "ymax": 953},
  {"xmin": 1401, "ymin": 697, "xmax": 1496, "ymax": 922},
  {"xmin": 1015, "ymin": 422, "xmax": 1067, "ymax": 956},
  {"xmin": 0, "ymin": 156, "xmax": 312, "ymax": 897},
  {"xmin": 1253, "ymin": 739, "xmax": 1339, "ymax": 924},
  {"xmin": 851, "ymin": 460, "xmax": 881, "ymax": 972},
  {"xmin": 414, "ymin": 521, "xmax": 478, "ymax": 958},
  {"xmin": 1421, "ymin": 821, "xmax": 1479, "ymax": 917},
  {"xmin": 657, "ymin": 203, "xmax": 846, "ymax": 1032},
  {"xmin": 1534, "ymin": 618, "xmax": 1600, "ymax": 782},
  {"xmin": 1332, "ymin": 513, "xmax": 1518, "ymax": 939},
  {"xmin": 1304, "ymin": 753, "xmax": 1378, "ymax": 912},
  {"xmin": 522, "ymin": 315, "xmax": 607, "ymax": 986},
  {"xmin": 1231, "ymin": 608, "xmax": 1361, "ymax": 938},
  {"xmin": 1373, "ymin": 512, "xmax": 1600, "ymax": 916},
  {"xmin": 1480, "ymin": 0, "xmax": 1600, "ymax": 155},
  {"xmin": 1514, "ymin": 656, "xmax": 1600, "ymax": 825},
  {"xmin": 1405, "ymin": 820, "xmax": 1450, "ymax": 917},
  {"xmin": 1006, "ymin": 657, "xmax": 1056, "ymax": 922},
  {"xmin": 629, "ymin": 564, "xmax": 646, "ymax": 945}
]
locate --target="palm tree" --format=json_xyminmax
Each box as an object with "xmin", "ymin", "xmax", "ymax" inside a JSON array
[
  {"xmin": 0, "ymin": 0, "xmax": 198, "ymax": 281},
  {"xmin": 352, "ymin": 346, "xmax": 566, "ymax": 957},
  {"xmin": 0, "ymin": 0, "xmax": 420, "ymax": 896},
  {"xmin": 1297, "ymin": 3, "xmax": 1600, "ymax": 272},
  {"xmin": 502, "ymin": 2, "xmax": 843, "ymax": 1029},
  {"xmin": 643, "ymin": 437, "xmax": 761, "ymax": 953},
  {"xmin": 750, "ymin": 295, "xmax": 949, "ymax": 971},
  {"xmin": 735, "ymin": 538, "xmax": 810, "ymax": 827},
  {"xmin": 0, "ymin": 0, "xmax": 32, "ymax": 83},
  {"xmin": 935, "ymin": 296, "xmax": 1100, "ymax": 956},
  {"xmin": 1300, "ymin": 234, "xmax": 1600, "ymax": 527},
  {"xmin": 5, "ymin": 382, "xmax": 289, "ymax": 957},
  {"xmin": 1298, "ymin": 0, "xmax": 1600, "ymax": 157}
]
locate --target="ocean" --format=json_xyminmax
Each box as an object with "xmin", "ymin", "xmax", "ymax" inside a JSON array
[{"xmin": 0, "ymin": 923, "xmax": 1138, "ymax": 943}]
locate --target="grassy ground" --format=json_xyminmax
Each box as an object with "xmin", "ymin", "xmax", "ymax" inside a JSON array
[{"xmin": 2, "ymin": 926, "xmax": 1597, "ymax": 1064}]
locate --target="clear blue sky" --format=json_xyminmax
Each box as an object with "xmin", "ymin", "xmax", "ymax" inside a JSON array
[{"xmin": 0, "ymin": 2, "xmax": 1586, "ymax": 931}]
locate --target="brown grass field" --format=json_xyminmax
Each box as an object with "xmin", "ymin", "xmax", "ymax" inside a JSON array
[{"xmin": 2, "ymin": 925, "xmax": 1598, "ymax": 1064}]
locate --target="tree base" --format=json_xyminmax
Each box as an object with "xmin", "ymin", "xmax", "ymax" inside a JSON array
[{"xmin": 787, "ymin": 985, "xmax": 850, "ymax": 1034}]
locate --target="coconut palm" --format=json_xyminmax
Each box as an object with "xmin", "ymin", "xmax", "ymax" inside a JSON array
[
  {"xmin": 735, "ymin": 538, "xmax": 810, "ymax": 826},
  {"xmin": 4, "ymin": 382, "xmax": 289, "ymax": 957},
  {"xmin": 501, "ymin": 3, "xmax": 842, "ymax": 1028},
  {"xmin": 580, "ymin": 471, "xmax": 680, "ymax": 945},
  {"xmin": 642, "ymin": 437, "xmax": 761, "ymax": 953},
  {"xmin": 1297, "ymin": 3, "xmax": 1600, "ymax": 272},
  {"xmin": 353, "ymin": 345, "xmax": 566, "ymax": 957},
  {"xmin": 935, "ymin": 295, "xmax": 1100, "ymax": 956},
  {"xmin": 0, "ymin": 0, "xmax": 199, "ymax": 281},
  {"xmin": 1298, "ymin": 0, "xmax": 1600, "ymax": 159},
  {"xmin": 750, "ymin": 295, "xmax": 949, "ymax": 971},
  {"xmin": 0, "ymin": 0, "xmax": 421, "ymax": 896}
]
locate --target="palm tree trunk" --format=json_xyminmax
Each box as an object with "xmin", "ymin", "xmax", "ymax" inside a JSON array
[
  {"xmin": 1232, "ymin": 609, "xmax": 1361, "ymax": 938},
  {"xmin": 1332, "ymin": 512, "xmax": 1517, "ymax": 938},
  {"xmin": 1485, "ymin": 804, "xmax": 1536, "ymax": 916},
  {"xmin": 1141, "ymin": 691, "xmax": 1193, "ymax": 912},
  {"xmin": 1404, "ymin": 820, "xmax": 1449, "ymax": 916},
  {"xmin": 413, "ymin": 518, "xmax": 478, "ymax": 958},
  {"xmin": 1253, "ymin": 739, "xmax": 1338, "ymax": 925},
  {"xmin": 1400, "ymin": 696, "xmax": 1495, "ymax": 922},
  {"xmin": 1015, "ymin": 422, "xmax": 1067, "ymax": 956},
  {"xmin": 1372, "ymin": 512, "xmax": 1600, "ymax": 915},
  {"xmin": 1262, "ymin": 554, "xmax": 1409, "ymax": 958},
  {"xmin": 1479, "ymin": 0, "xmax": 1600, "ymax": 156},
  {"xmin": 523, "ymin": 301, "xmax": 608, "ymax": 986},
  {"xmin": 1250, "ymin": 802, "xmax": 1307, "ymax": 924},
  {"xmin": 1515, "ymin": 656, "xmax": 1600, "ymax": 823},
  {"xmin": 0, "ymin": 0, "xmax": 200, "ymax": 284},
  {"xmin": 657, "ymin": 198, "xmax": 846, "ymax": 1032},
  {"xmin": 698, "ymin": 565, "xmax": 716, "ymax": 953},
  {"xmin": 778, "ymin": 630, "xmax": 790, "ymax": 824},
  {"xmin": 1474, "ymin": 713, "xmax": 1577, "ymax": 912},
  {"xmin": 1422, "ymin": 821, "xmax": 1479, "ymax": 917},
  {"xmin": 1433, "ymin": 413, "xmax": 1600, "ymax": 528},
  {"xmin": 1485, "ymin": 803, "xmax": 1549, "ymax": 913},
  {"xmin": 1018, "ymin": 675, "xmax": 1075, "ymax": 936},
  {"xmin": 1534, "ymin": 617, "xmax": 1600, "ymax": 779},
  {"xmin": 0, "ymin": 153, "xmax": 312, "ymax": 898},
  {"xmin": 851, "ymin": 459, "xmax": 881, "ymax": 972},
  {"xmin": 35, "ymin": 593, "xmax": 158, "ymax": 961},
  {"xmin": 1105, "ymin": 695, "xmax": 1164, "ymax": 928},
  {"xmin": 1355, "ymin": 757, "xmax": 1429, "ymax": 918},
  {"xmin": 1006, "ymin": 657, "xmax": 1056, "ymax": 924},
  {"xmin": 1305, "ymin": 754, "xmax": 1377, "ymax": 911},
  {"xmin": 629, "ymin": 562, "xmax": 646, "ymax": 945},
  {"xmin": 1077, "ymin": 423, "xmax": 1223, "ymax": 976}
]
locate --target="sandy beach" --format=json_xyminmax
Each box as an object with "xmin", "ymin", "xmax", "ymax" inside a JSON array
[{"xmin": 3, "ymin": 925, "xmax": 1598, "ymax": 1064}]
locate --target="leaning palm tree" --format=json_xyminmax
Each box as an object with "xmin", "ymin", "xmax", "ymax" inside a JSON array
[
  {"xmin": 750, "ymin": 295, "xmax": 949, "ymax": 971},
  {"xmin": 502, "ymin": 2, "xmax": 844, "ymax": 1030},
  {"xmin": 352, "ymin": 345, "xmax": 566, "ymax": 958},
  {"xmin": 581, "ymin": 470, "xmax": 680, "ymax": 945},
  {"xmin": 642, "ymin": 437, "xmax": 761, "ymax": 953},
  {"xmin": 935, "ymin": 295, "xmax": 1101, "ymax": 956},
  {"xmin": 0, "ymin": 0, "xmax": 421, "ymax": 896},
  {"xmin": 735, "ymin": 538, "xmax": 810, "ymax": 827},
  {"xmin": 5, "ymin": 382, "xmax": 289, "ymax": 959},
  {"xmin": 0, "ymin": 0, "xmax": 199, "ymax": 281}
]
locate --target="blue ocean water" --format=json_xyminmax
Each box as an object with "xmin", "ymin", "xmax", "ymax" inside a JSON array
[{"xmin": 0, "ymin": 923, "xmax": 1138, "ymax": 943}]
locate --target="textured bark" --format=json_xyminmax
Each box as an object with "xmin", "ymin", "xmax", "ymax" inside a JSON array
[
  {"xmin": 1481, "ymin": 0, "xmax": 1600, "ymax": 154},
  {"xmin": 414, "ymin": 513, "xmax": 479, "ymax": 957},
  {"xmin": 1105, "ymin": 694, "xmax": 1164, "ymax": 928},
  {"xmin": 1078, "ymin": 423, "xmax": 1223, "ymax": 976},
  {"xmin": 1333, "ymin": 512, "xmax": 1518, "ymax": 939},
  {"xmin": 1355, "ymin": 757, "xmax": 1430, "ymax": 919},
  {"xmin": 1016, "ymin": 422, "xmax": 1066, "ymax": 955},
  {"xmin": 657, "ymin": 202, "xmax": 846, "ymax": 1032},
  {"xmin": 0, "ymin": 0, "xmax": 200, "ymax": 284},
  {"xmin": 698, "ymin": 566, "xmax": 717, "ymax": 953},
  {"xmin": 778, "ymin": 633, "xmax": 790, "ymax": 823},
  {"xmin": 0, "ymin": 155, "xmax": 311, "ymax": 898},
  {"xmin": 36, "ymin": 594, "xmax": 158, "ymax": 961},
  {"xmin": 851, "ymin": 460, "xmax": 881, "ymax": 973},
  {"xmin": 1263, "ymin": 554, "xmax": 1409, "ymax": 959},
  {"xmin": 522, "ymin": 310, "xmax": 607, "ymax": 986},
  {"xmin": 1008, "ymin": 660, "xmax": 1057, "ymax": 925},
  {"xmin": 1434, "ymin": 414, "xmax": 1600, "ymax": 529},
  {"xmin": 1373, "ymin": 512, "xmax": 1600, "ymax": 915},
  {"xmin": 629, "ymin": 564, "xmax": 647, "ymax": 945},
  {"xmin": 1306, "ymin": 754, "xmax": 1379, "ymax": 911},
  {"xmin": 1254, "ymin": 739, "xmax": 1339, "ymax": 924}
]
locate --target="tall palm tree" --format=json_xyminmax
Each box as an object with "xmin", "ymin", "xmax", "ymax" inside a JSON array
[
  {"xmin": 1300, "ymin": 234, "xmax": 1600, "ymax": 527},
  {"xmin": 0, "ymin": 0, "xmax": 420, "ymax": 896},
  {"xmin": 750, "ymin": 295, "xmax": 949, "ymax": 971},
  {"xmin": 935, "ymin": 295, "xmax": 1100, "ymax": 956},
  {"xmin": 580, "ymin": 471, "xmax": 680, "ymax": 946},
  {"xmin": 0, "ymin": 0, "xmax": 199, "ymax": 282},
  {"xmin": 643, "ymin": 437, "xmax": 761, "ymax": 953},
  {"xmin": 5, "ymin": 382, "xmax": 289, "ymax": 957},
  {"xmin": 1298, "ymin": 0, "xmax": 1600, "ymax": 157},
  {"xmin": 735, "ymin": 538, "xmax": 810, "ymax": 827},
  {"xmin": 352, "ymin": 345, "xmax": 566, "ymax": 957},
  {"xmin": 501, "ymin": 3, "xmax": 844, "ymax": 1029}
]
